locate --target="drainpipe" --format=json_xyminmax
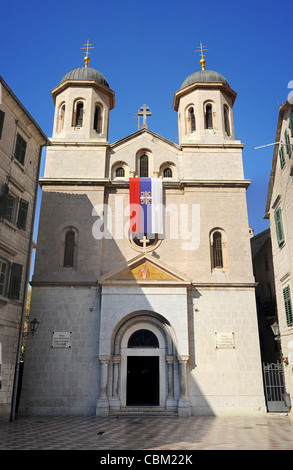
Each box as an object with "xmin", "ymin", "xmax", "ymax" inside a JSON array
[{"xmin": 10, "ymin": 142, "xmax": 46, "ymax": 421}]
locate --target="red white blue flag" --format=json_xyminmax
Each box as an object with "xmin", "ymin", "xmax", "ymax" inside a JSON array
[{"xmin": 129, "ymin": 178, "xmax": 163, "ymax": 234}]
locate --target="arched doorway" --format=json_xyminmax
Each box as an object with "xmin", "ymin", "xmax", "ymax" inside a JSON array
[
  {"xmin": 120, "ymin": 321, "xmax": 166, "ymax": 407},
  {"xmin": 126, "ymin": 329, "xmax": 160, "ymax": 406}
]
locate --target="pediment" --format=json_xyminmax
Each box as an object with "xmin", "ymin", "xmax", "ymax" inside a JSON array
[
  {"xmin": 110, "ymin": 128, "xmax": 179, "ymax": 152},
  {"xmin": 98, "ymin": 254, "xmax": 192, "ymax": 285}
]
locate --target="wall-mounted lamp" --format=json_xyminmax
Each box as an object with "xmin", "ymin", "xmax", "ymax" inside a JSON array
[
  {"xmin": 270, "ymin": 322, "xmax": 280, "ymax": 339},
  {"xmin": 29, "ymin": 318, "xmax": 40, "ymax": 336}
]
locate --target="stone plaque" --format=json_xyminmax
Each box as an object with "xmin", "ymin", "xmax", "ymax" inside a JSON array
[
  {"xmin": 215, "ymin": 332, "xmax": 235, "ymax": 349},
  {"xmin": 52, "ymin": 331, "xmax": 72, "ymax": 348}
]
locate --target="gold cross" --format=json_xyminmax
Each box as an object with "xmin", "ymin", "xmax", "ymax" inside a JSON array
[
  {"xmin": 140, "ymin": 191, "xmax": 152, "ymax": 205},
  {"xmin": 196, "ymin": 41, "xmax": 208, "ymax": 70},
  {"xmin": 81, "ymin": 40, "xmax": 94, "ymax": 68}
]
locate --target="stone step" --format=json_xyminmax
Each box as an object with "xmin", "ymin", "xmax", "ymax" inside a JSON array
[{"xmin": 110, "ymin": 406, "xmax": 178, "ymax": 417}]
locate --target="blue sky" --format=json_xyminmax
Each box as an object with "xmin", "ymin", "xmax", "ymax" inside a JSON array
[{"xmin": 1, "ymin": 0, "xmax": 292, "ymax": 245}]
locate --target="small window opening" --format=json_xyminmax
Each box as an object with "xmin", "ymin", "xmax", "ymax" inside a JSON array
[
  {"xmin": 205, "ymin": 104, "xmax": 213, "ymax": 129},
  {"xmin": 140, "ymin": 155, "xmax": 148, "ymax": 177},
  {"xmin": 163, "ymin": 167, "xmax": 172, "ymax": 178},
  {"xmin": 75, "ymin": 102, "xmax": 83, "ymax": 127},
  {"xmin": 213, "ymin": 231, "xmax": 223, "ymax": 268},
  {"xmin": 94, "ymin": 105, "xmax": 102, "ymax": 133},
  {"xmin": 64, "ymin": 230, "xmax": 75, "ymax": 267},
  {"xmin": 189, "ymin": 107, "xmax": 196, "ymax": 132},
  {"xmin": 116, "ymin": 167, "xmax": 125, "ymax": 178},
  {"xmin": 128, "ymin": 329, "xmax": 159, "ymax": 348}
]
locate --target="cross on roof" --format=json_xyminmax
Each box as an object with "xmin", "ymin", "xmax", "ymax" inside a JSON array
[
  {"xmin": 138, "ymin": 104, "xmax": 152, "ymax": 129},
  {"xmin": 81, "ymin": 40, "xmax": 94, "ymax": 68}
]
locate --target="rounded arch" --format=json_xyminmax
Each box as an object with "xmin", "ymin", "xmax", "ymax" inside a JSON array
[
  {"xmin": 185, "ymin": 104, "xmax": 196, "ymax": 134},
  {"xmin": 135, "ymin": 148, "xmax": 153, "ymax": 177},
  {"xmin": 111, "ymin": 310, "xmax": 177, "ymax": 355},
  {"xmin": 209, "ymin": 227, "xmax": 228, "ymax": 271},
  {"xmin": 72, "ymin": 98, "xmax": 85, "ymax": 127},
  {"xmin": 56, "ymin": 101, "xmax": 66, "ymax": 133},
  {"xmin": 60, "ymin": 225, "xmax": 79, "ymax": 268},
  {"xmin": 159, "ymin": 161, "xmax": 177, "ymax": 180},
  {"xmin": 111, "ymin": 160, "xmax": 129, "ymax": 180},
  {"xmin": 203, "ymin": 100, "xmax": 216, "ymax": 129},
  {"xmin": 93, "ymin": 102, "xmax": 103, "ymax": 133}
]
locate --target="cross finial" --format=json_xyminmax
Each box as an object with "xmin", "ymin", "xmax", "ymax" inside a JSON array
[
  {"xmin": 81, "ymin": 40, "xmax": 94, "ymax": 68},
  {"xmin": 138, "ymin": 104, "xmax": 152, "ymax": 129},
  {"xmin": 196, "ymin": 41, "xmax": 208, "ymax": 70}
]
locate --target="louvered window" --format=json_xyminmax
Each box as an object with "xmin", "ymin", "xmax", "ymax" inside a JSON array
[
  {"xmin": 274, "ymin": 207, "xmax": 285, "ymax": 246},
  {"xmin": 285, "ymin": 129, "xmax": 290, "ymax": 155},
  {"xmin": 290, "ymin": 109, "xmax": 293, "ymax": 138},
  {"xmin": 0, "ymin": 110, "xmax": 5, "ymax": 139},
  {"xmin": 283, "ymin": 286, "xmax": 293, "ymax": 326},
  {"xmin": 8, "ymin": 263, "xmax": 22, "ymax": 301},
  {"xmin": 163, "ymin": 167, "xmax": 172, "ymax": 178},
  {"xmin": 279, "ymin": 145, "xmax": 285, "ymax": 169},
  {"xmin": 14, "ymin": 133, "xmax": 27, "ymax": 165},
  {"xmin": 116, "ymin": 167, "xmax": 125, "ymax": 177}
]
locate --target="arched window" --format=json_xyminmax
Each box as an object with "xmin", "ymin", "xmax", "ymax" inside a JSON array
[
  {"xmin": 128, "ymin": 329, "xmax": 159, "ymax": 348},
  {"xmin": 63, "ymin": 230, "xmax": 75, "ymax": 267},
  {"xmin": 140, "ymin": 154, "xmax": 148, "ymax": 177},
  {"xmin": 163, "ymin": 167, "xmax": 172, "ymax": 178},
  {"xmin": 224, "ymin": 105, "xmax": 230, "ymax": 135},
  {"xmin": 212, "ymin": 231, "xmax": 223, "ymax": 268},
  {"xmin": 205, "ymin": 104, "xmax": 213, "ymax": 129},
  {"xmin": 75, "ymin": 102, "xmax": 83, "ymax": 127},
  {"xmin": 57, "ymin": 103, "xmax": 65, "ymax": 133},
  {"xmin": 189, "ymin": 107, "xmax": 196, "ymax": 132},
  {"xmin": 94, "ymin": 105, "xmax": 102, "ymax": 133},
  {"xmin": 116, "ymin": 167, "xmax": 125, "ymax": 178}
]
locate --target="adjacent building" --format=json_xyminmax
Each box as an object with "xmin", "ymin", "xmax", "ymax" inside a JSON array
[
  {"xmin": 264, "ymin": 95, "xmax": 293, "ymax": 420},
  {"xmin": 19, "ymin": 54, "xmax": 266, "ymax": 417},
  {"xmin": 0, "ymin": 76, "xmax": 47, "ymax": 420}
]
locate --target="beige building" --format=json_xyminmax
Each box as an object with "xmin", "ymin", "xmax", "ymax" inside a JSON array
[
  {"xmin": 19, "ymin": 55, "xmax": 266, "ymax": 417},
  {"xmin": 265, "ymin": 95, "xmax": 293, "ymax": 419},
  {"xmin": 0, "ymin": 76, "xmax": 47, "ymax": 420}
]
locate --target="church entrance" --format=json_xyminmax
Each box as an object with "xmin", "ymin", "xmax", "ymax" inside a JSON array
[{"xmin": 126, "ymin": 356, "xmax": 159, "ymax": 406}]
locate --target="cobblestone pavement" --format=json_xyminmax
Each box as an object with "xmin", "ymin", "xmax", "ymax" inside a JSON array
[{"xmin": 0, "ymin": 414, "xmax": 292, "ymax": 450}]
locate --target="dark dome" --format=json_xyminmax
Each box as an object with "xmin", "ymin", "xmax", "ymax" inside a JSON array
[
  {"xmin": 60, "ymin": 67, "xmax": 109, "ymax": 88},
  {"xmin": 180, "ymin": 69, "xmax": 229, "ymax": 89}
]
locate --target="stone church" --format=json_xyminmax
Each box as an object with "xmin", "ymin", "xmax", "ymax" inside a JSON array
[{"xmin": 19, "ymin": 48, "xmax": 267, "ymax": 417}]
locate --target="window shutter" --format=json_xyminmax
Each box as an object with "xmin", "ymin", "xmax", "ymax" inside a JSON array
[
  {"xmin": 274, "ymin": 207, "xmax": 285, "ymax": 246},
  {"xmin": 283, "ymin": 286, "xmax": 293, "ymax": 326},
  {"xmin": 285, "ymin": 129, "xmax": 290, "ymax": 155},
  {"xmin": 0, "ymin": 184, "xmax": 9, "ymax": 219},
  {"xmin": 279, "ymin": 145, "xmax": 285, "ymax": 169},
  {"xmin": 290, "ymin": 109, "xmax": 293, "ymax": 138},
  {"xmin": 0, "ymin": 110, "xmax": 5, "ymax": 139},
  {"xmin": 17, "ymin": 199, "xmax": 29, "ymax": 230},
  {"xmin": 8, "ymin": 263, "xmax": 22, "ymax": 301},
  {"xmin": 15, "ymin": 133, "xmax": 27, "ymax": 165}
]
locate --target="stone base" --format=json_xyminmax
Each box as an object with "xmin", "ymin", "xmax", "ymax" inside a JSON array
[
  {"xmin": 96, "ymin": 398, "xmax": 109, "ymax": 416},
  {"xmin": 178, "ymin": 397, "xmax": 191, "ymax": 417}
]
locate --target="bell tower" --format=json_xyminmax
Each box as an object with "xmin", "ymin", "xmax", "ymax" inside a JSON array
[
  {"xmin": 173, "ymin": 43, "xmax": 237, "ymax": 146},
  {"xmin": 44, "ymin": 42, "xmax": 115, "ymax": 179}
]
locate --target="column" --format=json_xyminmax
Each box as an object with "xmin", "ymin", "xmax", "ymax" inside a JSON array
[
  {"xmin": 96, "ymin": 355, "xmax": 110, "ymax": 416},
  {"xmin": 177, "ymin": 355, "xmax": 191, "ymax": 417},
  {"xmin": 166, "ymin": 355, "xmax": 174, "ymax": 400},
  {"xmin": 112, "ymin": 355, "xmax": 121, "ymax": 399}
]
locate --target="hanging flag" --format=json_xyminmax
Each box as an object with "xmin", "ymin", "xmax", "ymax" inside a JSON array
[{"xmin": 129, "ymin": 178, "xmax": 163, "ymax": 234}]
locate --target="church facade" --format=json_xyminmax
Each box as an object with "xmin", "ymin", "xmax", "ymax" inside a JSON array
[{"xmin": 19, "ymin": 54, "xmax": 267, "ymax": 417}]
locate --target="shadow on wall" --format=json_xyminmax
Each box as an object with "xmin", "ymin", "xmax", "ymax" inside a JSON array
[{"xmin": 18, "ymin": 188, "xmax": 213, "ymax": 421}]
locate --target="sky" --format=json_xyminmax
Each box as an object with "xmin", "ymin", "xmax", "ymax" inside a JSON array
[{"xmin": 1, "ymin": 0, "xmax": 292, "ymax": 248}]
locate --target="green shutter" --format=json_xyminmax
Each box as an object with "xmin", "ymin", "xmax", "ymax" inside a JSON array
[
  {"xmin": 283, "ymin": 286, "xmax": 293, "ymax": 326},
  {"xmin": 17, "ymin": 199, "xmax": 29, "ymax": 230},
  {"xmin": 8, "ymin": 263, "xmax": 22, "ymax": 301},
  {"xmin": 274, "ymin": 207, "xmax": 285, "ymax": 246},
  {"xmin": 285, "ymin": 129, "xmax": 290, "ymax": 154},
  {"xmin": 0, "ymin": 110, "xmax": 5, "ymax": 139},
  {"xmin": 279, "ymin": 145, "xmax": 285, "ymax": 169},
  {"xmin": 0, "ymin": 184, "xmax": 9, "ymax": 218},
  {"xmin": 290, "ymin": 109, "xmax": 293, "ymax": 138},
  {"xmin": 14, "ymin": 133, "xmax": 27, "ymax": 165}
]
